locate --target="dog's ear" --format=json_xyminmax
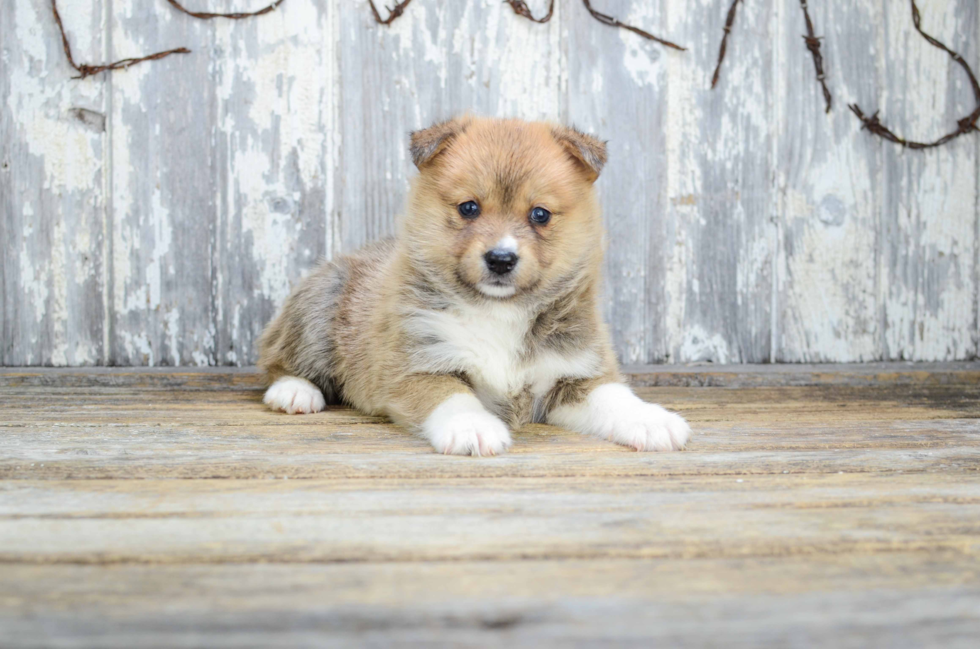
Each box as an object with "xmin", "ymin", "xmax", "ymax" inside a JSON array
[
  {"xmin": 552, "ymin": 126, "xmax": 607, "ymax": 183},
  {"xmin": 409, "ymin": 117, "xmax": 469, "ymax": 169}
]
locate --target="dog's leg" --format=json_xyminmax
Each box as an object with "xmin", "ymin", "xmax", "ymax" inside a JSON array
[
  {"xmin": 387, "ymin": 375, "xmax": 512, "ymax": 456},
  {"xmin": 546, "ymin": 379, "xmax": 690, "ymax": 451},
  {"xmin": 263, "ymin": 376, "xmax": 327, "ymax": 414}
]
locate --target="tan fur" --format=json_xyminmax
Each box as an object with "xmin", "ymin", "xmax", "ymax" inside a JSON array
[{"xmin": 258, "ymin": 117, "xmax": 621, "ymax": 438}]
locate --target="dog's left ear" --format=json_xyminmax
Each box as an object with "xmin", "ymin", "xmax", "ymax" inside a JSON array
[
  {"xmin": 409, "ymin": 117, "xmax": 470, "ymax": 168},
  {"xmin": 552, "ymin": 126, "xmax": 607, "ymax": 183}
]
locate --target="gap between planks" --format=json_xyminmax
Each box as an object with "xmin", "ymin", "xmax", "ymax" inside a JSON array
[{"xmin": 1, "ymin": 362, "xmax": 980, "ymax": 389}]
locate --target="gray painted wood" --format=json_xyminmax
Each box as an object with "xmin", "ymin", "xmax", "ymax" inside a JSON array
[
  {"xmin": 2, "ymin": 0, "xmax": 979, "ymax": 366},
  {"xmin": 776, "ymin": 0, "xmax": 882, "ymax": 362},
  {"xmin": 565, "ymin": 0, "xmax": 671, "ymax": 365},
  {"xmin": 210, "ymin": 1, "xmax": 332, "ymax": 366},
  {"xmin": 665, "ymin": 0, "xmax": 774, "ymax": 363},
  {"xmin": 2, "ymin": 563, "xmax": 979, "ymax": 648},
  {"xmin": 1, "ymin": 0, "xmax": 107, "ymax": 365},
  {"xmin": 880, "ymin": 0, "xmax": 978, "ymax": 361},
  {"xmin": 3, "ymin": 360, "xmax": 980, "ymax": 389},
  {"xmin": 108, "ymin": 3, "xmax": 216, "ymax": 365}
]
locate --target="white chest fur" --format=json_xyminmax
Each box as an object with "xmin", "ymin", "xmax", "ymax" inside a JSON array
[{"xmin": 405, "ymin": 301, "xmax": 599, "ymax": 407}]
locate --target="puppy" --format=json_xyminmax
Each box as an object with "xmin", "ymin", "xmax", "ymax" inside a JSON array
[{"xmin": 258, "ymin": 116, "xmax": 690, "ymax": 456}]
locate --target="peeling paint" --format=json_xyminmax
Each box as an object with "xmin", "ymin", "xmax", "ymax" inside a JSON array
[{"xmin": 2, "ymin": 0, "xmax": 978, "ymax": 367}]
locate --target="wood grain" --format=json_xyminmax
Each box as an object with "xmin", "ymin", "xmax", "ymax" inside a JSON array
[
  {"xmin": 0, "ymin": 364, "xmax": 980, "ymax": 647},
  {"xmin": 880, "ymin": 0, "xmax": 978, "ymax": 361},
  {"xmin": 1, "ymin": 0, "xmax": 106, "ymax": 366},
  {"xmin": 2, "ymin": 557, "xmax": 979, "ymax": 647},
  {"xmin": 108, "ymin": 1, "xmax": 216, "ymax": 365},
  {"xmin": 3, "ymin": 0, "xmax": 980, "ymax": 366},
  {"xmin": 0, "ymin": 368, "xmax": 978, "ymax": 645},
  {"xmin": 564, "ymin": 0, "xmax": 670, "ymax": 364},
  {"xmin": 776, "ymin": 0, "xmax": 882, "ymax": 362},
  {"xmin": 211, "ymin": 1, "xmax": 333, "ymax": 366},
  {"xmin": 4, "ymin": 362, "xmax": 980, "ymax": 389},
  {"xmin": 664, "ymin": 0, "xmax": 773, "ymax": 363}
]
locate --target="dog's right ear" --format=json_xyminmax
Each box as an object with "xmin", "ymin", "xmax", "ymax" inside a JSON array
[{"xmin": 409, "ymin": 117, "xmax": 469, "ymax": 169}]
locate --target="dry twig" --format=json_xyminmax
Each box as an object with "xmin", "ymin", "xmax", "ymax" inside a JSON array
[
  {"xmin": 505, "ymin": 0, "xmax": 555, "ymax": 24},
  {"xmin": 581, "ymin": 0, "xmax": 685, "ymax": 51},
  {"xmin": 711, "ymin": 0, "xmax": 741, "ymax": 89},
  {"xmin": 164, "ymin": 0, "xmax": 286, "ymax": 20},
  {"xmin": 368, "ymin": 0, "xmax": 415, "ymax": 25},
  {"xmin": 52, "ymin": 0, "xmax": 189, "ymax": 79},
  {"xmin": 800, "ymin": 0, "xmax": 832, "ymax": 112},
  {"xmin": 54, "ymin": 0, "xmax": 287, "ymax": 80},
  {"xmin": 370, "ymin": 1, "xmax": 684, "ymax": 50},
  {"xmin": 849, "ymin": 0, "xmax": 980, "ymax": 148}
]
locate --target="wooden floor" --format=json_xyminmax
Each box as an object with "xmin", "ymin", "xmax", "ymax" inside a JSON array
[{"xmin": 2, "ymin": 364, "xmax": 979, "ymax": 648}]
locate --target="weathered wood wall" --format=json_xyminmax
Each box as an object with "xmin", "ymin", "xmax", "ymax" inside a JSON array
[{"xmin": 2, "ymin": 0, "xmax": 978, "ymax": 366}]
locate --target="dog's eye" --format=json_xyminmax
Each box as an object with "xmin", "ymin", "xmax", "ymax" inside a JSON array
[
  {"xmin": 457, "ymin": 201, "xmax": 481, "ymax": 219},
  {"xmin": 529, "ymin": 207, "xmax": 551, "ymax": 225}
]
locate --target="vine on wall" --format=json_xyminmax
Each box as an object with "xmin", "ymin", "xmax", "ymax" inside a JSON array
[{"xmin": 48, "ymin": 0, "xmax": 979, "ymax": 150}]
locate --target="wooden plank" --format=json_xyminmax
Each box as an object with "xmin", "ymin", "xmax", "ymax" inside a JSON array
[
  {"xmin": 2, "ymin": 428, "xmax": 977, "ymax": 479},
  {"xmin": 0, "ymin": 369, "xmax": 977, "ymax": 646},
  {"xmin": 3, "ymin": 553, "xmax": 978, "ymax": 606},
  {"xmin": 2, "ymin": 362, "xmax": 980, "ymax": 389},
  {"xmin": 108, "ymin": 3, "xmax": 216, "ymax": 365},
  {"xmin": 663, "ymin": 0, "xmax": 773, "ymax": 363},
  {"xmin": 775, "ymin": 0, "xmax": 882, "ymax": 362},
  {"xmin": 624, "ymin": 361, "xmax": 980, "ymax": 387},
  {"xmin": 1, "ymin": 0, "xmax": 106, "ymax": 366},
  {"xmin": 211, "ymin": 1, "xmax": 333, "ymax": 367},
  {"xmin": 3, "ymin": 3, "xmax": 980, "ymax": 368},
  {"xmin": 1, "ymin": 556, "xmax": 978, "ymax": 647},
  {"xmin": 1, "ymin": 473, "xmax": 979, "ymax": 564},
  {"xmin": 0, "ymin": 366, "xmax": 266, "ymax": 389},
  {"xmin": 880, "ymin": 0, "xmax": 978, "ymax": 360},
  {"xmin": 564, "ymin": 0, "xmax": 670, "ymax": 364},
  {"xmin": 1, "ymin": 381, "xmax": 977, "ymax": 480},
  {"xmin": 3, "ymin": 382, "xmax": 979, "ymax": 422},
  {"xmin": 335, "ymin": 0, "xmax": 562, "ymax": 255}
]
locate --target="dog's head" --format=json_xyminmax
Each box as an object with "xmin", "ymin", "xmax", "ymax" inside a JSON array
[{"xmin": 402, "ymin": 116, "xmax": 606, "ymax": 302}]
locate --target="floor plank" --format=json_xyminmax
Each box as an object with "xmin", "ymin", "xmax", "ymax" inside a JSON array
[
  {"xmin": 1, "ymin": 557, "xmax": 979, "ymax": 648},
  {"xmin": 3, "ymin": 362, "xmax": 980, "ymax": 389},
  {"xmin": 1, "ymin": 474, "xmax": 979, "ymax": 563},
  {"xmin": 0, "ymin": 366, "xmax": 978, "ymax": 646}
]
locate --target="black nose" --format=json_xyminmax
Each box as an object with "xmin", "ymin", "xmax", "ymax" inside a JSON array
[{"xmin": 484, "ymin": 249, "xmax": 518, "ymax": 275}]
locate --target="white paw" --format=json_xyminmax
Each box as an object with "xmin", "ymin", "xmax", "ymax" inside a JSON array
[
  {"xmin": 263, "ymin": 376, "xmax": 326, "ymax": 414},
  {"xmin": 549, "ymin": 383, "xmax": 691, "ymax": 452},
  {"xmin": 423, "ymin": 394, "xmax": 512, "ymax": 456}
]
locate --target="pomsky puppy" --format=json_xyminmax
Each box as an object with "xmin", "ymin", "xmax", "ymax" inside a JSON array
[{"xmin": 258, "ymin": 116, "xmax": 691, "ymax": 456}]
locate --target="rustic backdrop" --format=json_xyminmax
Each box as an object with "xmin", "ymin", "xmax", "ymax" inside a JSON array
[{"xmin": 2, "ymin": 0, "xmax": 978, "ymax": 366}]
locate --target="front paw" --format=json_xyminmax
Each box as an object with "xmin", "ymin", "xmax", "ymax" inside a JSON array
[
  {"xmin": 605, "ymin": 401, "xmax": 690, "ymax": 451},
  {"xmin": 550, "ymin": 383, "xmax": 691, "ymax": 452},
  {"xmin": 263, "ymin": 376, "xmax": 326, "ymax": 414},
  {"xmin": 423, "ymin": 394, "xmax": 512, "ymax": 456}
]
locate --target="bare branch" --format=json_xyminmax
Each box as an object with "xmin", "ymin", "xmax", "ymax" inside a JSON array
[
  {"xmin": 164, "ymin": 0, "xmax": 287, "ymax": 20},
  {"xmin": 800, "ymin": 0, "xmax": 832, "ymax": 112},
  {"xmin": 505, "ymin": 1, "xmax": 555, "ymax": 24},
  {"xmin": 581, "ymin": 0, "xmax": 685, "ymax": 51},
  {"xmin": 52, "ymin": 0, "xmax": 189, "ymax": 80},
  {"xmin": 368, "ymin": 0, "xmax": 415, "ymax": 25},
  {"xmin": 711, "ymin": 0, "xmax": 741, "ymax": 89},
  {"xmin": 850, "ymin": 0, "xmax": 980, "ymax": 148}
]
